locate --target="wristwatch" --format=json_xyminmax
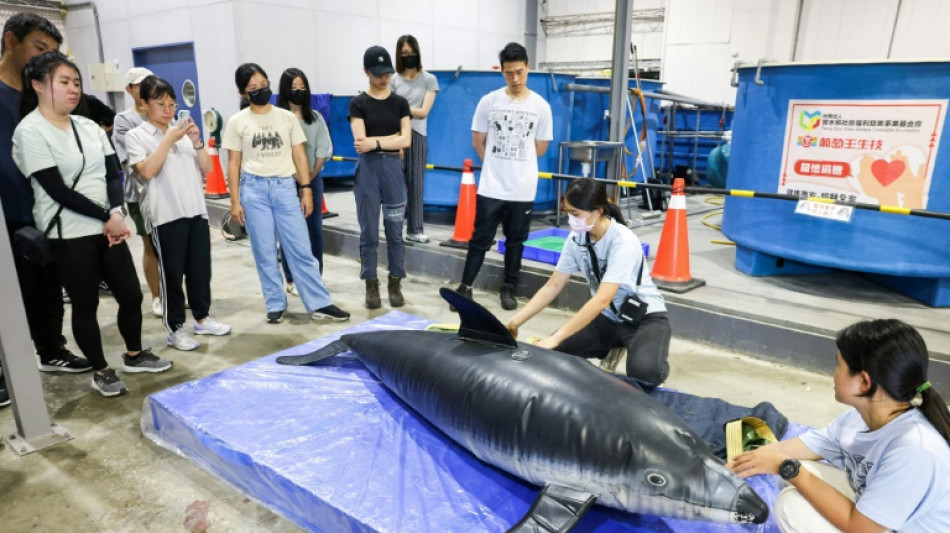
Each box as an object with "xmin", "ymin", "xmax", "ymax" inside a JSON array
[
  {"xmin": 298, "ymin": 182, "xmax": 313, "ymax": 189},
  {"xmin": 375, "ymin": 139, "xmax": 382, "ymax": 152},
  {"xmin": 193, "ymin": 140, "xmax": 205, "ymax": 150},
  {"xmin": 109, "ymin": 206, "xmax": 128, "ymax": 217},
  {"xmin": 778, "ymin": 458, "xmax": 801, "ymax": 480}
]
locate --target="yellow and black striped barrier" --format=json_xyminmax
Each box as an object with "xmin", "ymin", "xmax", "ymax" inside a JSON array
[{"xmin": 329, "ymin": 156, "xmax": 950, "ymax": 222}]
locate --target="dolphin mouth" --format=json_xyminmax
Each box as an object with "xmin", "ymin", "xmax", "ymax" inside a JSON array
[{"xmin": 732, "ymin": 484, "xmax": 769, "ymax": 524}]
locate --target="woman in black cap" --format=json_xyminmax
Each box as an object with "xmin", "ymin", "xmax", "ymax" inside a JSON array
[{"xmin": 349, "ymin": 45, "xmax": 411, "ymax": 309}]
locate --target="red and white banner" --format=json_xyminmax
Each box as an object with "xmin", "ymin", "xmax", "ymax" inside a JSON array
[{"xmin": 778, "ymin": 100, "xmax": 946, "ymax": 209}]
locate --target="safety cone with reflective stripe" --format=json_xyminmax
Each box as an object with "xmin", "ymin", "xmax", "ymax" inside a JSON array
[
  {"xmin": 204, "ymin": 138, "xmax": 229, "ymax": 199},
  {"xmin": 440, "ymin": 159, "xmax": 477, "ymax": 249},
  {"xmin": 651, "ymin": 177, "xmax": 705, "ymax": 293}
]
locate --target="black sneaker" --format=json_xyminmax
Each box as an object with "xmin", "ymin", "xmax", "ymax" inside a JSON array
[
  {"xmin": 38, "ymin": 348, "xmax": 93, "ymax": 373},
  {"xmin": 0, "ymin": 376, "xmax": 10, "ymax": 408},
  {"xmin": 500, "ymin": 285, "xmax": 517, "ymax": 311},
  {"xmin": 267, "ymin": 309, "xmax": 286, "ymax": 324},
  {"xmin": 312, "ymin": 304, "xmax": 350, "ymax": 322},
  {"xmin": 91, "ymin": 368, "xmax": 128, "ymax": 397},
  {"xmin": 449, "ymin": 284, "xmax": 473, "ymax": 312}
]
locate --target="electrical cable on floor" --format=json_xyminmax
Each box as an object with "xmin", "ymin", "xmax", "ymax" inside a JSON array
[{"xmin": 698, "ymin": 195, "xmax": 736, "ymax": 245}]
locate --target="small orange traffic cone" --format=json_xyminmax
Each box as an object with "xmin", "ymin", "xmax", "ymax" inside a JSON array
[
  {"xmin": 440, "ymin": 159, "xmax": 477, "ymax": 249},
  {"xmin": 651, "ymin": 177, "xmax": 705, "ymax": 293},
  {"xmin": 204, "ymin": 138, "xmax": 229, "ymax": 199},
  {"xmin": 321, "ymin": 195, "xmax": 338, "ymax": 219}
]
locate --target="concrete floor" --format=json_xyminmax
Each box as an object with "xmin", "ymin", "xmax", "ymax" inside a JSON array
[{"xmin": 0, "ymin": 226, "xmax": 850, "ymax": 532}]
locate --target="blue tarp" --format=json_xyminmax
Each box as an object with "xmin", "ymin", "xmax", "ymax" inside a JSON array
[{"xmin": 142, "ymin": 311, "xmax": 809, "ymax": 532}]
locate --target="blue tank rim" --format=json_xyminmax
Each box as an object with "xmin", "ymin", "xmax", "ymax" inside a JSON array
[{"xmin": 737, "ymin": 58, "xmax": 950, "ymax": 70}]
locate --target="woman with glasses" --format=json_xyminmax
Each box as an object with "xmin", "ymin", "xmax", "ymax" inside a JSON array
[
  {"xmin": 390, "ymin": 34, "xmax": 438, "ymax": 244},
  {"xmin": 126, "ymin": 75, "xmax": 232, "ymax": 351},
  {"xmin": 505, "ymin": 178, "xmax": 671, "ymax": 387},
  {"xmin": 223, "ymin": 63, "xmax": 349, "ymax": 324}
]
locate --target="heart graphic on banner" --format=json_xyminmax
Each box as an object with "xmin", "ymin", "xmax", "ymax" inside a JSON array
[{"xmin": 870, "ymin": 159, "xmax": 905, "ymax": 187}]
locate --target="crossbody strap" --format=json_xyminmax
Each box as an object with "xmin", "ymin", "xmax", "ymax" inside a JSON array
[
  {"xmin": 585, "ymin": 232, "xmax": 644, "ymax": 314},
  {"xmin": 45, "ymin": 119, "xmax": 86, "ymax": 238}
]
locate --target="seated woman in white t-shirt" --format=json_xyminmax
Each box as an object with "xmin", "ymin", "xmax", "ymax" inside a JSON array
[
  {"xmin": 506, "ymin": 178, "xmax": 672, "ymax": 387},
  {"xmin": 126, "ymin": 75, "xmax": 231, "ymax": 351},
  {"xmin": 12, "ymin": 51, "xmax": 172, "ymax": 397},
  {"xmin": 729, "ymin": 319, "xmax": 950, "ymax": 533}
]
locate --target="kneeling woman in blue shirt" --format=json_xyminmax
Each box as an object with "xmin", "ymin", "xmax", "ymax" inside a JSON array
[{"xmin": 506, "ymin": 178, "xmax": 671, "ymax": 387}]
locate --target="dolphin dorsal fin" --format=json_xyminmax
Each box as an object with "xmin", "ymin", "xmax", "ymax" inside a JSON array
[{"xmin": 441, "ymin": 287, "xmax": 518, "ymax": 348}]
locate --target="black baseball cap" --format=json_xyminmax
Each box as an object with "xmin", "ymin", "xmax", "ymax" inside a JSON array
[{"xmin": 364, "ymin": 45, "xmax": 395, "ymax": 76}]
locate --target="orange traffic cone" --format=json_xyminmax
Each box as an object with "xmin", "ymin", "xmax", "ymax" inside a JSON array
[
  {"xmin": 321, "ymin": 195, "xmax": 338, "ymax": 219},
  {"xmin": 651, "ymin": 177, "xmax": 705, "ymax": 293},
  {"xmin": 204, "ymin": 138, "xmax": 229, "ymax": 199},
  {"xmin": 440, "ymin": 159, "xmax": 477, "ymax": 249}
]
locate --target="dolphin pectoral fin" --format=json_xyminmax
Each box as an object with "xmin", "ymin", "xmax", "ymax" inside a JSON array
[
  {"xmin": 506, "ymin": 483, "xmax": 598, "ymax": 533},
  {"xmin": 276, "ymin": 340, "xmax": 350, "ymax": 366},
  {"xmin": 440, "ymin": 287, "xmax": 517, "ymax": 348}
]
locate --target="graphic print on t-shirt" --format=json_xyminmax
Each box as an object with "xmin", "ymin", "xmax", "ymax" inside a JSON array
[
  {"xmin": 843, "ymin": 450, "xmax": 873, "ymax": 499},
  {"xmin": 489, "ymin": 109, "xmax": 536, "ymax": 161},
  {"xmin": 251, "ymin": 126, "xmax": 283, "ymax": 156}
]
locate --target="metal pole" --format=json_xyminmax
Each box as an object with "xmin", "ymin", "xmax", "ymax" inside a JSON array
[
  {"xmin": 607, "ymin": 0, "xmax": 634, "ymax": 182},
  {"xmin": 525, "ymin": 0, "xmax": 538, "ymax": 65},
  {"xmin": 0, "ymin": 202, "xmax": 72, "ymax": 455}
]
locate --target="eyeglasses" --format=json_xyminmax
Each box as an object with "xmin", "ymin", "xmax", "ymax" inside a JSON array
[{"xmin": 152, "ymin": 102, "xmax": 178, "ymax": 111}]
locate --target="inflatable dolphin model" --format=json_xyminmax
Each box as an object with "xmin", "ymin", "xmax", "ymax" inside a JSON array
[{"xmin": 278, "ymin": 289, "xmax": 768, "ymax": 531}]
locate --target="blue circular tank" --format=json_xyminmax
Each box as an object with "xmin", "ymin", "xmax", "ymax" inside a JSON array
[{"xmin": 723, "ymin": 61, "xmax": 950, "ymax": 284}]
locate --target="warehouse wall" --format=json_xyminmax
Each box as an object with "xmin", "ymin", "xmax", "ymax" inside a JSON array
[{"xmin": 62, "ymin": 0, "xmax": 543, "ymax": 121}]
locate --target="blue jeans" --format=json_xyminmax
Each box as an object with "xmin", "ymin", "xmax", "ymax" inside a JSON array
[
  {"xmin": 354, "ymin": 152, "xmax": 406, "ymax": 279},
  {"xmin": 280, "ymin": 176, "xmax": 324, "ymax": 279},
  {"xmin": 240, "ymin": 173, "xmax": 332, "ymax": 313}
]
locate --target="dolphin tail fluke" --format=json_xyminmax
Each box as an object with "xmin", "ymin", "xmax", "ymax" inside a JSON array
[
  {"xmin": 440, "ymin": 287, "xmax": 517, "ymax": 348},
  {"xmin": 506, "ymin": 483, "xmax": 597, "ymax": 533},
  {"xmin": 276, "ymin": 340, "xmax": 350, "ymax": 366}
]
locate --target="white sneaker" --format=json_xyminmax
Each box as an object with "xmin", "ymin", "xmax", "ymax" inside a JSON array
[
  {"xmin": 152, "ymin": 297, "xmax": 163, "ymax": 317},
  {"xmin": 285, "ymin": 283, "xmax": 299, "ymax": 296},
  {"xmin": 193, "ymin": 316, "xmax": 232, "ymax": 336},
  {"xmin": 167, "ymin": 327, "xmax": 199, "ymax": 351},
  {"xmin": 405, "ymin": 233, "xmax": 429, "ymax": 243}
]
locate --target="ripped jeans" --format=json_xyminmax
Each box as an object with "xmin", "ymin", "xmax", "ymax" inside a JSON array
[{"xmin": 354, "ymin": 152, "xmax": 406, "ymax": 279}]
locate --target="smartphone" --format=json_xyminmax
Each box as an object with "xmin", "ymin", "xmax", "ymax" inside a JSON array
[{"xmin": 176, "ymin": 109, "xmax": 191, "ymax": 126}]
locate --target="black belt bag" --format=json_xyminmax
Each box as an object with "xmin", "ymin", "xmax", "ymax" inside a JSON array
[
  {"xmin": 13, "ymin": 119, "xmax": 86, "ymax": 266},
  {"xmin": 585, "ymin": 233, "xmax": 648, "ymax": 327}
]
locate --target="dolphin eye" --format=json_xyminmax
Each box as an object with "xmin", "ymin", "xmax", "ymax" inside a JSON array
[{"xmin": 646, "ymin": 473, "xmax": 667, "ymax": 487}]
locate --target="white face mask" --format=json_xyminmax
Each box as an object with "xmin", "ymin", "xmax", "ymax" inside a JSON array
[{"xmin": 568, "ymin": 213, "xmax": 595, "ymax": 233}]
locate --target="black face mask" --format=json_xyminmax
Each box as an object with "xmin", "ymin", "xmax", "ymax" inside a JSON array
[
  {"xmin": 401, "ymin": 54, "xmax": 419, "ymax": 69},
  {"xmin": 289, "ymin": 89, "xmax": 309, "ymax": 105},
  {"xmin": 247, "ymin": 86, "xmax": 272, "ymax": 106}
]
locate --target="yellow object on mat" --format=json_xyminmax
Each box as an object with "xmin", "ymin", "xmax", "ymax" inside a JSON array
[
  {"xmin": 424, "ymin": 324, "xmax": 459, "ymax": 333},
  {"xmin": 725, "ymin": 417, "xmax": 778, "ymax": 462}
]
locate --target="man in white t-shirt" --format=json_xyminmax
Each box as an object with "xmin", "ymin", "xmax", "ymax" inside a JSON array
[{"xmin": 454, "ymin": 42, "xmax": 553, "ymax": 310}]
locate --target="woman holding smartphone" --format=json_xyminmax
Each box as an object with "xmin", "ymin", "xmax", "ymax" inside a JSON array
[
  {"xmin": 126, "ymin": 76, "xmax": 232, "ymax": 351},
  {"xmin": 13, "ymin": 52, "xmax": 172, "ymax": 397},
  {"xmin": 224, "ymin": 63, "xmax": 349, "ymax": 324}
]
